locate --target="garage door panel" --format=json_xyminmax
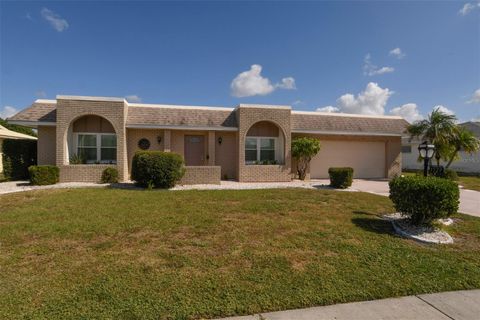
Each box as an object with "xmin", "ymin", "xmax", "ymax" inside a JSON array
[{"xmin": 310, "ymin": 140, "xmax": 385, "ymax": 179}]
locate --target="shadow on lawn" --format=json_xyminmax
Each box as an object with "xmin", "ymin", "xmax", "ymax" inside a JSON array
[{"xmin": 351, "ymin": 215, "xmax": 395, "ymax": 236}]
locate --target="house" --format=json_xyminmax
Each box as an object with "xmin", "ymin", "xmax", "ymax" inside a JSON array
[
  {"xmin": 8, "ymin": 95, "xmax": 408, "ymax": 184},
  {"xmin": 402, "ymin": 121, "xmax": 480, "ymax": 174},
  {"xmin": 0, "ymin": 124, "xmax": 37, "ymax": 175}
]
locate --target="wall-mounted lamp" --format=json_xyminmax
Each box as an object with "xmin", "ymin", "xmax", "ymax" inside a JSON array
[
  {"xmin": 218, "ymin": 136, "xmax": 223, "ymax": 145},
  {"xmin": 157, "ymin": 136, "xmax": 162, "ymax": 144}
]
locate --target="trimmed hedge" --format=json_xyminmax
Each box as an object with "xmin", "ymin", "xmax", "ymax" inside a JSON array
[
  {"xmin": 389, "ymin": 176, "xmax": 459, "ymax": 225},
  {"xmin": 101, "ymin": 167, "xmax": 119, "ymax": 184},
  {"xmin": 328, "ymin": 167, "xmax": 353, "ymax": 189},
  {"xmin": 131, "ymin": 151, "xmax": 185, "ymax": 189},
  {"xmin": 28, "ymin": 165, "xmax": 59, "ymax": 185}
]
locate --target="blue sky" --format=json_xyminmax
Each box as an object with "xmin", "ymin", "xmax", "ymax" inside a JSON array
[{"xmin": 1, "ymin": 1, "xmax": 479, "ymax": 123}]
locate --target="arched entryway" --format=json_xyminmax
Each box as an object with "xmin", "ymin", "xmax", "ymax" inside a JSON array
[
  {"xmin": 66, "ymin": 115, "xmax": 117, "ymax": 165},
  {"xmin": 244, "ymin": 121, "xmax": 285, "ymax": 165}
]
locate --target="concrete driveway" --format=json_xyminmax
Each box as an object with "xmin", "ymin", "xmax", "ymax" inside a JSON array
[{"xmin": 351, "ymin": 179, "xmax": 480, "ymax": 218}]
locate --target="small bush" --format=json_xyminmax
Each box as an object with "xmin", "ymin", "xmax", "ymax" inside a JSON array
[
  {"xmin": 429, "ymin": 165, "xmax": 445, "ymax": 178},
  {"xmin": 101, "ymin": 167, "xmax": 119, "ymax": 183},
  {"xmin": 444, "ymin": 169, "xmax": 458, "ymax": 181},
  {"xmin": 389, "ymin": 176, "xmax": 459, "ymax": 225},
  {"xmin": 428, "ymin": 165, "xmax": 458, "ymax": 181},
  {"xmin": 328, "ymin": 167, "xmax": 353, "ymax": 189},
  {"xmin": 28, "ymin": 165, "xmax": 59, "ymax": 185},
  {"xmin": 131, "ymin": 151, "xmax": 185, "ymax": 189}
]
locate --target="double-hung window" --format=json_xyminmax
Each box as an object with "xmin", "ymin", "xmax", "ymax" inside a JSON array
[
  {"xmin": 76, "ymin": 133, "xmax": 117, "ymax": 164},
  {"xmin": 245, "ymin": 137, "xmax": 276, "ymax": 164}
]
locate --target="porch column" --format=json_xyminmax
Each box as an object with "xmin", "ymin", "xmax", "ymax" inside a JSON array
[
  {"xmin": 208, "ymin": 131, "xmax": 215, "ymax": 165},
  {"xmin": 164, "ymin": 130, "xmax": 171, "ymax": 152}
]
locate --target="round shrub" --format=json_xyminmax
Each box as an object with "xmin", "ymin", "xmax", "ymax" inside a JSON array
[
  {"xmin": 328, "ymin": 167, "xmax": 353, "ymax": 189},
  {"xmin": 131, "ymin": 151, "xmax": 185, "ymax": 189},
  {"xmin": 101, "ymin": 167, "xmax": 119, "ymax": 183},
  {"xmin": 28, "ymin": 165, "xmax": 59, "ymax": 185},
  {"xmin": 389, "ymin": 176, "xmax": 459, "ymax": 225}
]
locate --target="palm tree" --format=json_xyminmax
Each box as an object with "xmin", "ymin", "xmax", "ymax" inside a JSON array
[
  {"xmin": 445, "ymin": 127, "xmax": 480, "ymax": 168},
  {"xmin": 407, "ymin": 107, "xmax": 457, "ymax": 166}
]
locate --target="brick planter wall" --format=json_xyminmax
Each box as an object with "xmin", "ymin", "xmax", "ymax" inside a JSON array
[
  {"xmin": 179, "ymin": 166, "xmax": 221, "ymax": 185},
  {"xmin": 241, "ymin": 164, "xmax": 292, "ymax": 182},
  {"xmin": 59, "ymin": 164, "xmax": 116, "ymax": 183}
]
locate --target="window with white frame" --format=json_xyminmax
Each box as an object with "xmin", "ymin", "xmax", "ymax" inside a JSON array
[
  {"xmin": 245, "ymin": 137, "xmax": 277, "ymax": 164},
  {"xmin": 75, "ymin": 133, "xmax": 117, "ymax": 164}
]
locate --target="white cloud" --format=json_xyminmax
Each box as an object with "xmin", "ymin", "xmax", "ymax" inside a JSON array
[
  {"xmin": 292, "ymin": 100, "xmax": 303, "ymax": 106},
  {"xmin": 125, "ymin": 95, "xmax": 142, "ymax": 103},
  {"xmin": 435, "ymin": 105, "xmax": 455, "ymax": 116},
  {"xmin": 472, "ymin": 116, "xmax": 480, "ymax": 122},
  {"xmin": 0, "ymin": 106, "xmax": 18, "ymax": 119},
  {"xmin": 363, "ymin": 54, "xmax": 394, "ymax": 76},
  {"xmin": 41, "ymin": 8, "xmax": 69, "ymax": 32},
  {"xmin": 231, "ymin": 64, "xmax": 295, "ymax": 97},
  {"xmin": 329, "ymin": 82, "xmax": 393, "ymax": 115},
  {"xmin": 389, "ymin": 47, "xmax": 406, "ymax": 59},
  {"xmin": 389, "ymin": 103, "xmax": 423, "ymax": 123},
  {"xmin": 316, "ymin": 106, "xmax": 340, "ymax": 113},
  {"xmin": 467, "ymin": 88, "xmax": 480, "ymax": 104},
  {"xmin": 276, "ymin": 77, "xmax": 296, "ymax": 90},
  {"xmin": 35, "ymin": 90, "xmax": 47, "ymax": 98},
  {"xmin": 459, "ymin": 2, "xmax": 480, "ymax": 16}
]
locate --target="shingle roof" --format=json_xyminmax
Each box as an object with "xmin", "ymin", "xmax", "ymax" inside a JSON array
[
  {"xmin": 126, "ymin": 106, "xmax": 237, "ymax": 128},
  {"xmin": 459, "ymin": 122, "xmax": 480, "ymax": 138},
  {"xmin": 8, "ymin": 100, "xmax": 409, "ymax": 136},
  {"xmin": 291, "ymin": 112, "xmax": 409, "ymax": 135},
  {"xmin": 8, "ymin": 101, "xmax": 56, "ymax": 123}
]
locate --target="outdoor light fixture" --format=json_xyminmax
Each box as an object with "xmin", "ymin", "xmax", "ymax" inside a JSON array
[
  {"xmin": 218, "ymin": 136, "xmax": 223, "ymax": 145},
  {"xmin": 418, "ymin": 141, "xmax": 435, "ymax": 177},
  {"xmin": 157, "ymin": 136, "xmax": 162, "ymax": 144}
]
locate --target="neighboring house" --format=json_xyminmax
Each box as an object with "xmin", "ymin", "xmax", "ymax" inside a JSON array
[
  {"xmin": 8, "ymin": 95, "xmax": 408, "ymax": 184},
  {"xmin": 0, "ymin": 124, "xmax": 37, "ymax": 175},
  {"xmin": 402, "ymin": 121, "xmax": 480, "ymax": 173}
]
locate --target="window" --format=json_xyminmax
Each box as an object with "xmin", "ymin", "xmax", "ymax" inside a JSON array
[
  {"xmin": 401, "ymin": 145, "xmax": 412, "ymax": 153},
  {"xmin": 245, "ymin": 137, "xmax": 277, "ymax": 164},
  {"xmin": 76, "ymin": 133, "xmax": 116, "ymax": 164}
]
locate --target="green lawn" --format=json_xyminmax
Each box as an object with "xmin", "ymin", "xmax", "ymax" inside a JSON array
[
  {"xmin": 1, "ymin": 188, "xmax": 479, "ymax": 319},
  {"xmin": 457, "ymin": 176, "xmax": 480, "ymax": 192}
]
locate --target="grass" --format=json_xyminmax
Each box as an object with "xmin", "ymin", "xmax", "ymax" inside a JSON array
[
  {"xmin": 457, "ymin": 176, "xmax": 480, "ymax": 192},
  {"xmin": 0, "ymin": 188, "xmax": 479, "ymax": 319},
  {"xmin": 402, "ymin": 171, "xmax": 480, "ymax": 191}
]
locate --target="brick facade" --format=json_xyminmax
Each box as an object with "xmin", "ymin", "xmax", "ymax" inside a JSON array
[
  {"xmin": 10, "ymin": 95, "xmax": 406, "ymax": 184},
  {"xmin": 55, "ymin": 97, "xmax": 128, "ymax": 183},
  {"xmin": 236, "ymin": 105, "xmax": 292, "ymax": 182},
  {"xmin": 179, "ymin": 166, "xmax": 221, "ymax": 185}
]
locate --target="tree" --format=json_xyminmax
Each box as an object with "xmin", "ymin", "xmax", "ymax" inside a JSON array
[
  {"xmin": 291, "ymin": 137, "xmax": 321, "ymax": 180},
  {"xmin": 445, "ymin": 126, "xmax": 480, "ymax": 168},
  {"xmin": 0, "ymin": 118, "xmax": 37, "ymax": 137},
  {"xmin": 407, "ymin": 107, "xmax": 457, "ymax": 166}
]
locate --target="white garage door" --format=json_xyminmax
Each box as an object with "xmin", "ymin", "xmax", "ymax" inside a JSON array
[{"xmin": 310, "ymin": 140, "xmax": 386, "ymax": 179}]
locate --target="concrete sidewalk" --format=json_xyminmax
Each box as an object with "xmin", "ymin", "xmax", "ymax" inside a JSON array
[{"xmin": 217, "ymin": 289, "xmax": 480, "ymax": 320}]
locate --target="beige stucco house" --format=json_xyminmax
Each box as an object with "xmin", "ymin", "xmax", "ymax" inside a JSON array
[{"xmin": 8, "ymin": 95, "xmax": 408, "ymax": 184}]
